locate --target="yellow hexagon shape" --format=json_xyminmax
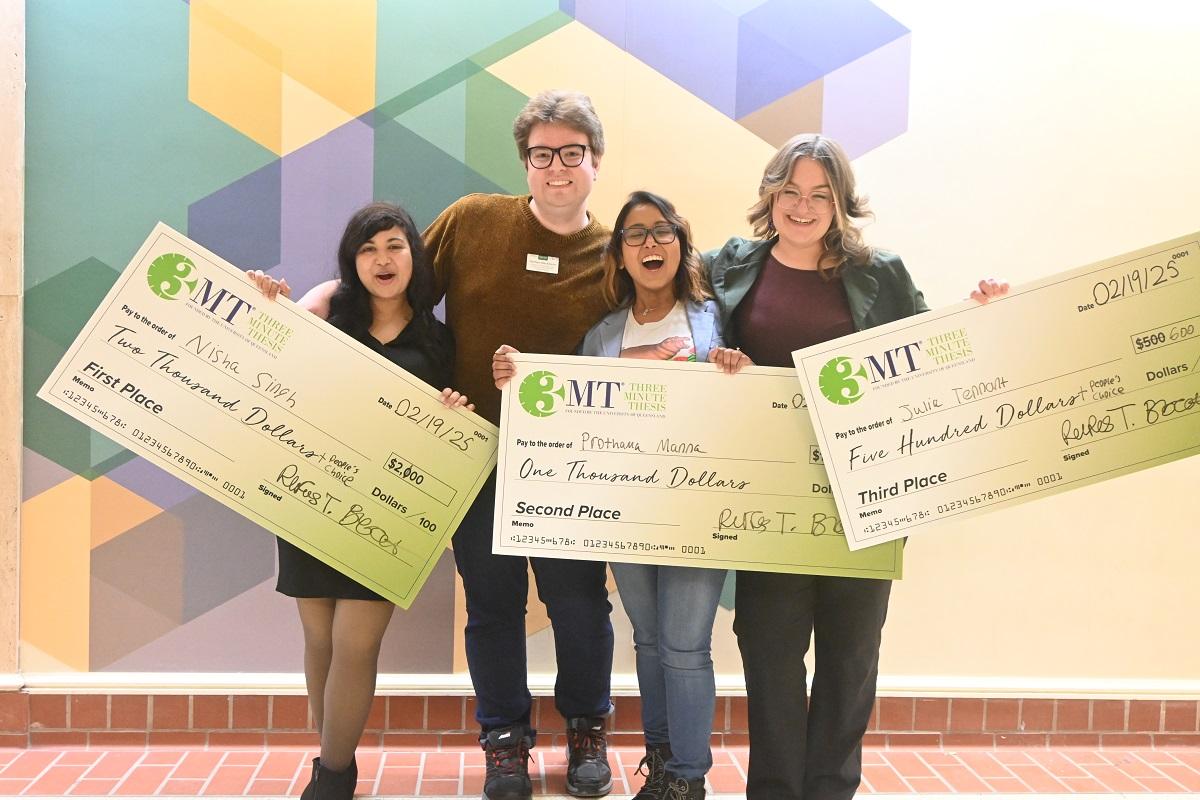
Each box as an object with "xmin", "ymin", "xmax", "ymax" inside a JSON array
[{"xmin": 188, "ymin": 0, "xmax": 377, "ymax": 155}]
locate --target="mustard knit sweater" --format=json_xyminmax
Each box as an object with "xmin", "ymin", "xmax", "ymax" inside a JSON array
[{"xmin": 425, "ymin": 193, "xmax": 610, "ymax": 424}]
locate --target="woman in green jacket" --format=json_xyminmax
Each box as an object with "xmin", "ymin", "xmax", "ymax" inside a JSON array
[{"xmin": 705, "ymin": 133, "xmax": 1005, "ymax": 800}]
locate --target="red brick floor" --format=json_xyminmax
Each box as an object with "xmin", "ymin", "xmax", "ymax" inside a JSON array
[{"xmin": 0, "ymin": 745, "xmax": 1198, "ymax": 796}]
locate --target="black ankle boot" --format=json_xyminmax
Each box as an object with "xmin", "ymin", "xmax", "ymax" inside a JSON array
[
  {"xmin": 632, "ymin": 742, "xmax": 672, "ymax": 800},
  {"xmin": 662, "ymin": 772, "xmax": 705, "ymax": 800},
  {"xmin": 300, "ymin": 756, "xmax": 358, "ymax": 800}
]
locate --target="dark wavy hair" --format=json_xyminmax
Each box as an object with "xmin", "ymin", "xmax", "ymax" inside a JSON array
[
  {"xmin": 327, "ymin": 202, "xmax": 448, "ymax": 360},
  {"xmin": 601, "ymin": 190, "xmax": 711, "ymax": 310}
]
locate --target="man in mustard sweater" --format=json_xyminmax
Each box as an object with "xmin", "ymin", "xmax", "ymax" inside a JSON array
[{"xmin": 424, "ymin": 90, "xmax": 615, "ymax": 800}]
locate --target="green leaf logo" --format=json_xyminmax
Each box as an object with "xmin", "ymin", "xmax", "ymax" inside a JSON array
[
  {"xmin": 818, "ymin": 356, "xmax": 868, "ymax": 405},
  {"xmin": 147, "ymin": 253, "xmax": 197, "ymax": 300},
  {"xmin": 519, "ymin": 370, "xmax": 565, "ymax": 417}
]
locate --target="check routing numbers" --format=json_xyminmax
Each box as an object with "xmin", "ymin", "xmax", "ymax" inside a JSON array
[
  {"xmin": 494, "ymin": 356, "xmax": 901, "ymax": 579},
  {"xmin": 795, "ymin": 235, "xmax": 1199, "ymax": 549},
  {"xmin": 38, "ymin": 224, "xmax": 497, "ymax": 607}
]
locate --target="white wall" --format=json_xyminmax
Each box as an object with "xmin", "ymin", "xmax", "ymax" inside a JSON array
[{"xmin": 820, "ymin": 0, "xmax": 1200, "ymax": 689}]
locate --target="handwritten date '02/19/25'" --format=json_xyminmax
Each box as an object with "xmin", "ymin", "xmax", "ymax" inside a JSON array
[
  {"xmin": 377, "ymin": 396, "xmax": 485, "ymax": 453},
  {"xmin": 1078, "ymin": 253, "xmax": 1184, "ymax": 310}
]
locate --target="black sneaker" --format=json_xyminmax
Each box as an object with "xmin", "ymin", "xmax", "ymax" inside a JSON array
[
  {"xmin": 632, "ymin": 742, "xmax": 672, "ymax": 800},
  {"xmin": 482, "ymin": 725, "xmax": 533, "ymax": 800},
  {"xmin": 663, "ymin": 773, "xmax": 706, "ymax": 800},
  {"xmin": 565, "ymin": 716, "xmax": 613, "ymax": 797}
]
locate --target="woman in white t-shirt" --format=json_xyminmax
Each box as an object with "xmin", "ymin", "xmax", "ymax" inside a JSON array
[{"xmin": 495, "ymin": 190, "xmax": 750, "ymax": 800}]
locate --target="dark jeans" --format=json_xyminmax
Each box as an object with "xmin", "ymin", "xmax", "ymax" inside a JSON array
[
  {"xmin": 452, "ymin": 473, "xmax": 614, "ymax": 735},
  {"xmin": 734, "ymin": 571, "xmax": 892, "ymax": 800}
]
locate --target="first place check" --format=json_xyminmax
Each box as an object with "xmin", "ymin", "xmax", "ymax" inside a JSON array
[
  {"xmin": 36, "ymin": 223, "xmax": 498, "ymax": 608},
  {"xmin": 494, "ymin": 354, "xmax": 902, "ymax": 579},
  {"xmin": 794, "ymin": 232, "xmax": 1200, "ymax": 550}
]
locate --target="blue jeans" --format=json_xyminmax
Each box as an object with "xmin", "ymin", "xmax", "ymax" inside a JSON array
[
  {"xmin": 611, "ymin": 561, "xmax": 727, "ymax": 780},
  {"xmin": 452, "ymin": 473, "xmax": 614, "ymax": 734}
]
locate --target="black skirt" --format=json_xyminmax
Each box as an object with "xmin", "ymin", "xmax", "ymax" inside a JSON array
[
  {"xmin": 273, "ymin": 318, "xmax": 452, "ymax": 603},
  {"xmin": 275, "ymin": 538, "xmax": 388, "ymax": 602}
]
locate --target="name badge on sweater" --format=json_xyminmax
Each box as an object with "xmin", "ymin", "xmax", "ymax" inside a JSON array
[{"xmin": 526, "ymin": 253, "xmax": 560, "ymax": 275}]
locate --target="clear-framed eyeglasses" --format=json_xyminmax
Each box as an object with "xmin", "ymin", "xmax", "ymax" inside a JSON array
[{"xmin": 776, "ymin": 187, "xmax": 834, "ymax": 214}]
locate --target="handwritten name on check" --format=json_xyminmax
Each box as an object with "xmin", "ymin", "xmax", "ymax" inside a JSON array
[
  {"xmin": 37, "ymin": 223, "xmax": 498, "ymax": 607},
  {"xmin": 495, "ymin": 354, "xmax": 901, "ymax": 579},
  {"xmin": 794, "ymin": 233, "xmax": 1199, "ymax": 550}
]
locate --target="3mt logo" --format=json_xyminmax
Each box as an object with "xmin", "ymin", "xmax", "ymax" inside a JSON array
[
  {"xmin": 519, "ymin": 371, "xmax": 565, "ymax": 417},
  {"xmin": 145, "ymin": 252, "xmax": 255, "ymax": 324},
  {"xmin": 818, "ymin": 357, "xmax": 868, "ymax": 405},
  {"xmin": 817, "ymin": 342, "xmax": 923, "ymax": 405},
  {"xmin": 147, "ymin": 253, "xmax": 197, "ymax": 300},
  {"xmin": 518, "ymin": 370, "xmax": 623, "ymax": 417}
]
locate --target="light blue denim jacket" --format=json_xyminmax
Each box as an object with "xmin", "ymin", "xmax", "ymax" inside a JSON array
[{"xmin": 576, "ymin": 298, "xmax": 724, "ymax": 359}]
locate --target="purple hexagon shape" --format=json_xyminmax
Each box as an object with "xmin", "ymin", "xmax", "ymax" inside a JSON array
[{"xmin": 563, "ymin": 0, "xmax": 910, "ymax": 157}]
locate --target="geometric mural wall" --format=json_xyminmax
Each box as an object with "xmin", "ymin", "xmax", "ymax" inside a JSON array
[
  {"xmin": 567, "ymin": 0, "xmax": 910, "ymax": 156},
  {"xmin": 22, "ymin": 0, "xmax": 909, "ymax": 673}
]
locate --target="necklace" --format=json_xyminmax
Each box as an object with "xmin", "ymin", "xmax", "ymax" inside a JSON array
[{"xmin": 637, "ymin": 304, "xmax": 658, "ymax": 317}]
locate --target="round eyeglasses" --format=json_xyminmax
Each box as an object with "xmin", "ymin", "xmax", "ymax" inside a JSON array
[
  {"xmin": 776, "ymin": 187, "xmax": 834, "ymax": 214},
  {"xmin": 620, "ymin": 223, "xmax": 677, "ymax": 247},
  {"xmin": 525, "ymin": 144, "xmax": 589, "ymax": 169}
]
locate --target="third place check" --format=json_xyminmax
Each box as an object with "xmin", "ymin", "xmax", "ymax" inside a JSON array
[
  {"xmin": 494, "ymin": 354, "xmax": 901, "ymax": 579},
  {"xmin": 793, "ymin": 231, "xmax": 1200, "ymax": 550}
]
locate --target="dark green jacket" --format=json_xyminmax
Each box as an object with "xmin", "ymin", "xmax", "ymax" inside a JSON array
[{"xmin": 704, "ymin": 237, "xmax": 929, "ymax": 336}]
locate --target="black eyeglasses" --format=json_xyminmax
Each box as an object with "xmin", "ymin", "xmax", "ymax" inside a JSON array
[
  {"xmin": 620, "ymin": 223, "xmax": 677, "ymax": 247},
  {"xmin": 526, "ymin": 144, "xmax": 589, "ymax": 169}
]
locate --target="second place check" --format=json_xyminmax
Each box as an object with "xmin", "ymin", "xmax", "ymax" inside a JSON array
[{"xmin": 494, "ymin": 354, "xmax": 902, "ymax": 579}]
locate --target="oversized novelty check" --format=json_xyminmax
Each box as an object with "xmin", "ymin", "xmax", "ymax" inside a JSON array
[
  {"xmin": 794, "ymin": 232, "xmax": 1200, "ymax": 550},
  {"xmin": 37, "ymin": 223, "xmax": 498, "ymax": 608},
  {"xmin": 494, "ymin": 354, "xmax": 902, "ymax": 578}
]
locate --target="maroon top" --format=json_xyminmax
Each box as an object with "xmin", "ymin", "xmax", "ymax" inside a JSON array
[{"xmin": 732, "ymin": 253, "xmax": 855, "ymax": 368}]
